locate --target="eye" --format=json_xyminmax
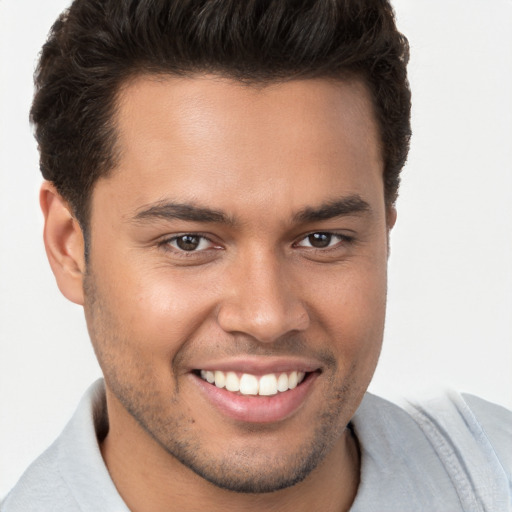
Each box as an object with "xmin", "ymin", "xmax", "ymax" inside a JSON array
[
  {"xmin": 166, "ymin": 234, "xmax": 213, "ymax": 252},
  {"xmin": 296, "ymin": 232, "xmax": 347, "ymax": 249}
]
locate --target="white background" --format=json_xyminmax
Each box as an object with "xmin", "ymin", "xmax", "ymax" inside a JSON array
[{"xmin": 1, "ymin": 0, "xmax": 511, "ymax": 499}]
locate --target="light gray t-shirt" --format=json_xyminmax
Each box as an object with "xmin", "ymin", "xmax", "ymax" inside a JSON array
[{"xmin": 2, "ymin": 380, "xmax": 511, "ymax": 511}]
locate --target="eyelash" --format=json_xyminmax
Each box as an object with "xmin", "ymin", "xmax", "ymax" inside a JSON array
[
  {"xmin": 159, "ymin": 232, "xmax": 354, "ymax": 255},
  {"xmin": 294, "ymin": 232, "xmax": 354, "ymax": 250},
  {"xmin": 159, "ymin": 233, "xmax": 219, "ymax": 254}
]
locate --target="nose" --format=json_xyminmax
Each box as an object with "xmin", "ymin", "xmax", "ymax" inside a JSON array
[{"xmin": 216, "ymin": 249, "xmax": 310, "ymax": 343}]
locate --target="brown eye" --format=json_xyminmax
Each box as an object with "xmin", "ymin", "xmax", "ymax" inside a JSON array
[
  {"xmin": 307, "ymin": 233, "xmax": 332, "ymax": 248},
  {"xmin": 296, "ymin": 232, "xmax": 349, "ymax": 250},
  {"xmin": 174, "ymin": 235, "xmax": 202, "ymax": 251},
  {"xmin": 162, "ymin": 233, "xmax": 222, "ymax": 260}
]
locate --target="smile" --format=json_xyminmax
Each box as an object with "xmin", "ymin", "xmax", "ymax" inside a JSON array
[
  {"xmin": 199, "ymin": 370, "xmax": 307, "ymax": 396},
  {"xmin": 191, "ymin": 360, "xmax": 321, "ymax": 423}
]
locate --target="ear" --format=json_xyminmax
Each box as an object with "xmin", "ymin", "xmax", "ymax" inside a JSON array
[
  {"xmin": 40, "ymin": 182, "xmax": 86, "ymax": 305},
  {"xmin": 386, "ymin": 205, "xmax": 397, "ymax": 259},
  {"xmin": 387, "ymin": 205, "xmax": 397, "ymax": 230}
]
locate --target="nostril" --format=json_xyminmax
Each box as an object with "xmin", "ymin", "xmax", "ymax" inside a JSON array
[{"xmin": 216, "ymin": 302, "xmax": 310, "ymax": 344}]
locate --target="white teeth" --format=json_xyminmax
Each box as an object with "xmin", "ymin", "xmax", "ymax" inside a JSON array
[
  {"xmin": 199, "ymin": 370, "xmax": 308, "ymax": 395},
  {"xmin": 258, "ymin": 374, "xmax": 278, "ymax": 396},
  {"xmin": 214, "ymin": 370, "xmax": 226, "ymax": 388},
  {"xmin": 277, "ymin": 373, "xmax": 289, "ymax": 392},
  {"xmin": 225, "ymin": 372, "xmax": 240, "ymax": 392},
  {"xmin": 240, "ymin": 374, "xmax": 259, "ymax": 395}
]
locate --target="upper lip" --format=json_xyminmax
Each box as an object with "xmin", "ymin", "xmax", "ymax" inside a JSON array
[{"xmin": 189, "ymin": 356, "xmax": 322, "ymax": 375}]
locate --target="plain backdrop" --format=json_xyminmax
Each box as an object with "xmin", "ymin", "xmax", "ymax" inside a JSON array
[{"xmin": 1, "ymin": 0, "xmax": 511, "ymax": 499}]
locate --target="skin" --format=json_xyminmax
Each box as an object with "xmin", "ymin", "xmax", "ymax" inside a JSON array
[{"xmin": 41, "ymin": 75, "xmax": 396, "ymax": 512}]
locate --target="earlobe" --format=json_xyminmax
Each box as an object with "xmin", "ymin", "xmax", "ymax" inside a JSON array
[
  {"xmin": 387, "ymin": 206, "xmax": 397, "ymax": 230},
  {"xmin": 386, "ymin": 206, "xmax": 397, "ymax": 259},
  {"xmin": 40, "ymin": 182, "xmax": 86, "ymax": 305}
]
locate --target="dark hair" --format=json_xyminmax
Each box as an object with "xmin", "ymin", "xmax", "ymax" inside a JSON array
[{"xmin": 31, "ymin": 0, "xmax": 411, "ymax": 229}]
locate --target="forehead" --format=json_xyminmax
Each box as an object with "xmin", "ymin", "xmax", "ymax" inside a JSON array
[
  {"xmin": 99, "ymin": 74, "xmax": 384, "ymax": 220},
  {"xmin": 114, "ymin": 74, "xmax": 380, "ymax": 160}
]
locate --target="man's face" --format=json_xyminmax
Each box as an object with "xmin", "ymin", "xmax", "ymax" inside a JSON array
[{"xmin": 84, "ymin": 75, "xmax": 391, "ymax": 492}]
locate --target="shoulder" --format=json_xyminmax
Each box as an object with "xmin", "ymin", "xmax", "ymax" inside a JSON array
[
  {"xmin": 457, "ymin": 393, "xmax": 512, "ymax": 477},
  {"xmin": 357, "ymin": 391, "xmax": 512, "ymax": 462},
  {"xmin": 1, "ymin": 380, "xmax": 128, "ymax": 512},
  {"xmin": 407, "ymin": 391, "xmax": 512, "ymax": 506},
  {"xmin": 407, "ymin": 392, "xmax": 512, "ymax": 481},
  {"xmin": 0, "ymin": 439, "xmax": 79, "ymax": 512},
  {"xmin": 350, "ymin": 392, "xmax": 512, "ymax": 512}
]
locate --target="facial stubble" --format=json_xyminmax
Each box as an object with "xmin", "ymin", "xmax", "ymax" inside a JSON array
[{"xmin": 83, "ymin": 268, "xmax": 359, "ymax": 494}]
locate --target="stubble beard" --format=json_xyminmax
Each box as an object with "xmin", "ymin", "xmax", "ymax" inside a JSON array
[
  {"xmin": 109, "ymin": 369, "xmax": 355, "ymax": 494},
  {"xmin": 83, "ymin": 270, "xmax": 360, "ymax": 494}
]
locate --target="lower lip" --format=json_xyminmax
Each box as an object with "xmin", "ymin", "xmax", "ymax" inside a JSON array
[{"xmin": 192, "ymin": 373, "xmax": 318, "ymax": 424}]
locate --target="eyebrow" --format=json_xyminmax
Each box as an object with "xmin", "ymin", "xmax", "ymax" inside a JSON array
[
  {"xmin": 133, "ymin": 201, "xmax": 234, "ymax": 225},
  {"xmin": 132, "ymin": 194, "xmax": 371, "ymax": 226},
  {"xmin": 293, "ymin": 195, "xmax": 371, "ymax": 223}
]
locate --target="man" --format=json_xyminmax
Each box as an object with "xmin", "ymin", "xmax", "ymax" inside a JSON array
[{"xmin": 2, "ymin": 0, "xmax": 511, "ymax": 511}]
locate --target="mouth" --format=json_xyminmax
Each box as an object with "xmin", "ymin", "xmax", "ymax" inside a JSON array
[
  {"xmin": 191, "ymin": 366, "xmax": 320, "ymax": 423},
  {"xmin": 196, "ymin": 369, "xmax": 308, "ymax": 396}
]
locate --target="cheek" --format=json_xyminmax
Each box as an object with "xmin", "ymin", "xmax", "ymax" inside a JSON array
[
  {"xmin": 92, "ymin": 257, "xmax": 220, "ymax": 354},
  {"xmin": 304, "ymin": 256, "xmax": 388, "ymax": 357}
]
